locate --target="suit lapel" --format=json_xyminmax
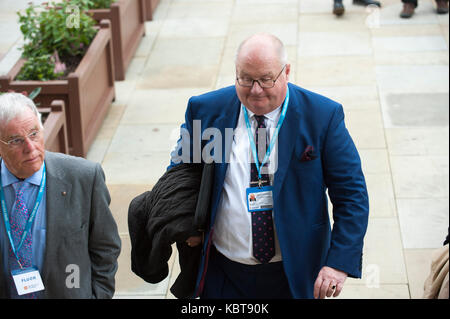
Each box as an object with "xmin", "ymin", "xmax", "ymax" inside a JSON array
[
  {"xmin": 41, "ymin": 153, "xmax": 72, "ymax": 284},
  {"xmin": 273, "ymin": 84, "xmax": 300, "ymax": 198}
]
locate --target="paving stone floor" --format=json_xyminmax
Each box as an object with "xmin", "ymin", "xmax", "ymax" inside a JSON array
[{"xmin": 0, "ymin": 0, "xmax": 448, "ymax": 299}]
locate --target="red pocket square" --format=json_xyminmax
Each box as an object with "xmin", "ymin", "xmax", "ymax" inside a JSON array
[{"xmin": 300, "ymin": 145, "xmax": 318, "ymax": 161}]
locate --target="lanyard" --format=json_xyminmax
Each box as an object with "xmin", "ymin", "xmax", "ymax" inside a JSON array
[
  {"xmin": 0, "ymin": 162, "xmax": 46, "ymax": 268},
  {"xmin": 242, "ymin": 87, "xmax": 290, "ymax": 186}
]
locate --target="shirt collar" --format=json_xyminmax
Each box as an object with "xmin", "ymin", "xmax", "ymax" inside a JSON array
[
  {"xmin": 1, "ymin": 160, "xmax": 44, "ymax": 187},
  {"xmin": 245, "ymin": 104, "xmax": 282, "ymax": 124}
]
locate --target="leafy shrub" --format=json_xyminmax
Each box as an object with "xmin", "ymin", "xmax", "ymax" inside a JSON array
[
  {"xmin": 84, "ymin": 0, "xmax": 116, "ymax": 9},
  {"xmin": 16, "ymin": 54, "xmax": 64, "ymax": 81},
  {"xmin": 17, "ymin": 0, "xmax": 97, "ymax": 61}
]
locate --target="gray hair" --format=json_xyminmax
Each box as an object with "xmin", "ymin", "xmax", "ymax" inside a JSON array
[
  {"xmin": 235, "ymin": 33, "xmax": 288, "ymax": 66},
  {"xmin": 0, "ymin": 92, "xmax": 43, "ymax": 130}
]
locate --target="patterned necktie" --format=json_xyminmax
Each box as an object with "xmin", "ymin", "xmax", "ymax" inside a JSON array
[
  {"xmin": 250, "ymin": 115, "xmax": 275, "ymax": 264},
  {"xmin": 8, "ymin": 182, "xmax": 34, "ymax": 298}
]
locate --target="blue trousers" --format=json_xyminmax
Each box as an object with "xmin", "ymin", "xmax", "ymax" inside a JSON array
[{"xmin": 200, "ymin": 246, "xmax": 293, "ymax": 299}]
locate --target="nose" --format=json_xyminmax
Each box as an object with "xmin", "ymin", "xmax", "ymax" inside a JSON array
[
  {"xmin": 250, "ymin": 80, "xmax": 264, "ymax": 94},
  {"xmin": 22, "ymin": 137, "xmax": 36, "ymax": 153}
]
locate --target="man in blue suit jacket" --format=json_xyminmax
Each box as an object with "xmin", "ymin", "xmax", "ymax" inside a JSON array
[{"xmin": 170, "ymin": 33, "xmax": 369, "ymax": 299}]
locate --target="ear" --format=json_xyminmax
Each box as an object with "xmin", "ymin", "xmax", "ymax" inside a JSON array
[{"xmin": 285, "ymin": 64, "xmax": 291, "ymax": 81}]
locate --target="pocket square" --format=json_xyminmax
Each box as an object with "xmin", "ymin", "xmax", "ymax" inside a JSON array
[{"xmin": 300, "ymin": 145, "xmax": 318, "ymax": 162}]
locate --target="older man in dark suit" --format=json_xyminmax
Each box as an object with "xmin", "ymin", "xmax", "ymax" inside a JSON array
[
  {"xmin": 172, "ymin": 33, "xmax": 369, "ymax": 299},
  {"xmin": 0, "ymin": 92, "xmax": 121, "ymax": 298}
]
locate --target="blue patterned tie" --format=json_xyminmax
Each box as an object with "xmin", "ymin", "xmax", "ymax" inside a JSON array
[
  {"xmin": 250, "ymin": 115, "xmax": 275, "ymax": 264},
  {"xmin": 8, "ymin": 182, "xmax": 34, "ymax": 298}
]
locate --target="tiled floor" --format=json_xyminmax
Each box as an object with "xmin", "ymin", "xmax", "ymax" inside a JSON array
[{"xmin": 0, "ymin": 0, "xmax": 448, "ymax": 299}]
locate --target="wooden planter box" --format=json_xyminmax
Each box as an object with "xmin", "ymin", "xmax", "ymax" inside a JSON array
[
  {"xmin": 89, "ymin": 0, "xmax": 146, "ymax": 81},
  {"xmin": 39, "ymin": 100, "xmax": 69, "ymax": 154},
  {"xmin": 144, "ymin": 0, "xmax": 160, "ymax": 20},
  {"xmin": 0, "ymin": 21, "xmax": 115, "ymax": 158}
]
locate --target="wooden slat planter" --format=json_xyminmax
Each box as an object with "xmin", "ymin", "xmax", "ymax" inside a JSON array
[
  {"xmin": 89, "ymin": 0, "xmax": 146, "ymax": 81},
  {"xmin": 0, "ymin": 20, "xmax": 115, "ymax": 158},
  {"xmin": 39, "ymin": 100, "xmax": 69, "ymax": 154},
  {"xmin": 144, "ymin": 0, "xmax": 160, "ymax": 20}
]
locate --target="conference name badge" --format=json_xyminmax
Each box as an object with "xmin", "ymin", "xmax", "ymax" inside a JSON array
[
  {"xmin": 11, "ymin": 266, "xmax": 45, "ymax": 295},
  {"xmin": 246, "ymin": 186, "xmax": 274, "ymax": 212}
]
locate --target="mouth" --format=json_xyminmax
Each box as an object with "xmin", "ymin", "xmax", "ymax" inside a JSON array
[
  {"xmin": 249, "ymin": 95, "xmax": 267, "ymax": 101},
  {"xmin": 23, "ymin": 156, "xmax": 40, "ymax": 164}
]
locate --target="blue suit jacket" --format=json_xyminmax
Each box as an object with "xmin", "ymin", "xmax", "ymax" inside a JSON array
[{"xmin": 169, "ymin": 83, "xmax": 369, "ymax": 299}]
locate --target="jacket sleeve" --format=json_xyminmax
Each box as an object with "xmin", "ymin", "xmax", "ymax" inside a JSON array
[
  {"xmin": 88, "ymin": 163, "xmax": 122, "ymax": 298},
  {"xmin": 322, "ymin": 104, "xmax": 369, "ymax": 278},
  {"xmin": 169, "ymin": 97, "xmax": 196, "ymax": 169}
]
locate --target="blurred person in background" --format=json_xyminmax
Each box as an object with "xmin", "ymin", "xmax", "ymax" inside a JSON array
[
  {"xmin": 400, "ymin": 0, "xmax": 449, "ymax": 18},
  {"xmin": 333, "ymin": 0, "xmax": 381, "ymax": 16}
]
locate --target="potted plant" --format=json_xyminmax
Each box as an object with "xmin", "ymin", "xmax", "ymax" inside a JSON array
[
  {"xmin": 0, "ymin": 0, "xmax": 115, "ymax": 157},
  {"xmin": 0, "ymin": 88, "xmax": 69, "ymax": 154},
  {"xmin": 77, "ymin": 0, "xmax": 146, "ymax": 81}
]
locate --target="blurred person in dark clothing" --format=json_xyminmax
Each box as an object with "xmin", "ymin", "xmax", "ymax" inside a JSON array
[
  {"xmin": 400, "ymin": 0, "xmax": 448, "ymax": 18},
  {"xmin": 333, "ymin": 0, "xmax": 381, "ymax": 16}
]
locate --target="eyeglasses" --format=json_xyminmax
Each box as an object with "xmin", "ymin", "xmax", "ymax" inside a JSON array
[
  {"xmin": 0, "ymin": 130, "xmax": 41, "ymax": 147},
  {"xmin": 236, "ymin": 64, "xmax": 286, "ymax": 88}
]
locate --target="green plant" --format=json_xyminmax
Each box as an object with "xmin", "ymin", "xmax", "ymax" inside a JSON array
[
  {"xmin": 18, "ymin": 0, "xmax": 97, "ymax": 60},
  {"xmin": 66, "ymin": 0, "xmax": 116, "ymax": 10},
  {"xmin": 28, "ymin": 87, "xmax": 42, "ymax": 100},
  {"xmin": 85, "ymin": 0, "xmax": 116, "ymax": 9},
  {"xmin": 16, "ymin": 54, "xmax": 64, "ymax": 81}
]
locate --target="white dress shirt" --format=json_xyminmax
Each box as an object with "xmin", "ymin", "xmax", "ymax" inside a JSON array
[{"xmin": 213, "ymin": 105, "xmax": 283, "ymax": 265}]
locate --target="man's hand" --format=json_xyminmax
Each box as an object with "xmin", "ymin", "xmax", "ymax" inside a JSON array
[
  {"xmin": 185, "ymin": 236, "xmax": 202, "ymax": 247},
  {"xmin": 313, "ymin": 266, "xmax": 347, "ymax": 299}
]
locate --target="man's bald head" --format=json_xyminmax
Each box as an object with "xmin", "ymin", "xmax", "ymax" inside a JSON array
[{"xmin": 235, "ymin": 33, "xmax": 288, "ymax": 67}]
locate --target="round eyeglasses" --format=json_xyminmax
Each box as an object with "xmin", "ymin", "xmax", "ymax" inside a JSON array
[
  {"xmin": 0, "ymin": 130, "xmax": 41, "ymax": 148},
  {"xmin": 236, "ymin": 65, "xmax": 286, "ymax": 88}
]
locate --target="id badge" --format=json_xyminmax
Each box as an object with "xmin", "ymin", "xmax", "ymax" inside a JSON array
[
  {"xmin": 246, "ymin": 186, "xmax": 274, "ymax": 212},
  {"xmin": 11, "ymin": 266, "xmax": 45, "ymax": 295}
]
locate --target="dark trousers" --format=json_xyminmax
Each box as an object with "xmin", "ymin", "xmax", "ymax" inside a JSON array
[
  {"xmin": 402, "ymin": 0, "xmax": 448, "ymax": 7},
  {"xmin": 200, "ymin": 245, "xmax": 293, "ymax": 299}
]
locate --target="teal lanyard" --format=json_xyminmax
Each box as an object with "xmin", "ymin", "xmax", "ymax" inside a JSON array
[
  {"xmin": 0, "ymin": 162, "xmax": 46, "ymax": 268},
  {"xmin": 242, "ymin": 87, "xmax": 290, "ymax": 186}
]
